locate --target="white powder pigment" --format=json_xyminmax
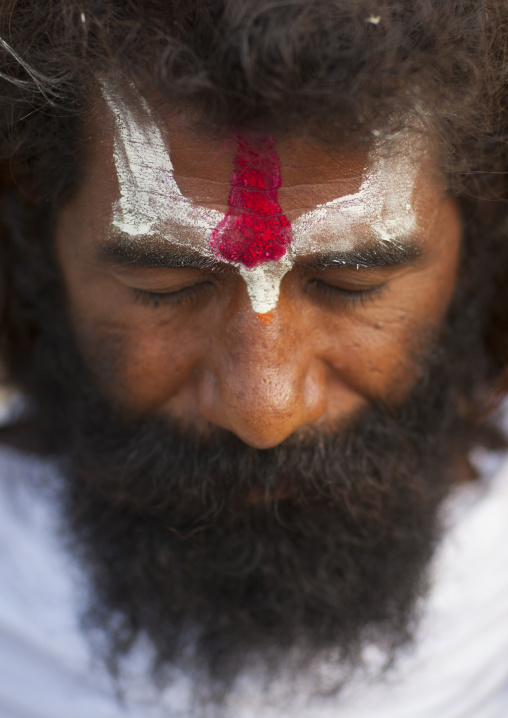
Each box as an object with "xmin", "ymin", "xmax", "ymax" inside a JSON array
[
  {"xmin": 291, "ymin": 140, "xmax": 418, "ymax": 258},
  {"xmin": 239, "ymin": 256, "xmax": 293, "ymax": 315},
  {"xmin": 101, "ymin": 81, "xmax": 222, "ymax": 254},
  {"xmin": 102, "ymin": 81, "xmax": 420, "ymax": 315}
]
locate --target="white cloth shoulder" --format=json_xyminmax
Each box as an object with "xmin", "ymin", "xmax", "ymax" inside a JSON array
[
  {"xmin": 0, "ymin": 446, "xmax": 196, "ymax": 718},
  {"xmin": 1, "ymin": 443, "xmax": 508, "ymax": 717}
]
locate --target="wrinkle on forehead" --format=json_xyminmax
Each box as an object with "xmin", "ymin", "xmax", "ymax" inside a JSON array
[
  {"xmin": 291, "ymin": 136, "xmax": 419, "ymax": 257},
  {"xmin": 100, "ymin": 80, "xmax": 423, "ymax": 314},
  {"xmin": 101, "ymin": 80, "xmax": 221, "ymax": 256}
]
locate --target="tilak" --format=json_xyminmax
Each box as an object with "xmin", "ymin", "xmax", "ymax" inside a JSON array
[
  {"xmin": 210, "ymin": 136, "xmax": 292, "ymax": 269},
  {"xmin": 102, "ymin": 82, "xmax": 419, "ymax": 320}
]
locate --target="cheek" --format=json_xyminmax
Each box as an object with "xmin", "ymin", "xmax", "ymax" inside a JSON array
[
  {"xmin": 55, "ymin": 247, "xmax": 211, "ymax": 414},
  {"xmin": 328, "ymin": 315, "xmax": 429, "ymax": 405},
  {"xmin": 72, "ymin": 311, "xmax": 207, "ymax": 412},
  {"xmin": 56, "ymin": 266, "xmax": 206, "ymax": 413},
  {"xmin": 327, "ymin": 258, "xmax": 460, "ymax": 403}
]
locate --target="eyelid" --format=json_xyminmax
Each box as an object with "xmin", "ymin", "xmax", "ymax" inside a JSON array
[
  {"xmin": 307, "ymin": 266, "xmax": 390, "ymax": 288},
  {"xmin": 111, "ymin": 264, "xmax": 207, "ymax": 278},
  {"xmin": 132, "ymin": 281, "xmax": 213, "ymax": 308},
  {"xmin": 111, "ymin": 265, "xmax": 216, "ymax": 293},
  {"xmin": 307, "ymin": 279, "xmax": 387, "ymax": 309}
]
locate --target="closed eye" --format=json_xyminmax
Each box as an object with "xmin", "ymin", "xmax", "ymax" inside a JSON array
[
  {"xmin": 132, "ymin": 281, "xmax": 213, "ymax": 308},
  {"xmin": 307, "ymin": 277, "xmax": 387, "ymax": 308}
]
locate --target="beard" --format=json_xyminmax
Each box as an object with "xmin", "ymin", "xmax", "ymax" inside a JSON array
[
  {"xmin": 22, "ymin": 255, "xmax": 490, "ymax": 706},
  {"xmin": 33, "ymin": 326, "xmax": 469, "ymax": 703},
  {"xmin": 54, "ymin": 392, "xmax": 455, "ymax": 705}
]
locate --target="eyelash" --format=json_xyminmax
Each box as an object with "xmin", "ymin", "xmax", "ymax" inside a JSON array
[
  {"xmin": 133, "ymin": 282, "xmax": 211, "ymax": 308},
  {"xmin": 308, "ymin": 279, "xmax": 386, "ymax": 308},
  {"xmin": 132, "ymin": 278, "xmax": 387, "ymax": 310}
]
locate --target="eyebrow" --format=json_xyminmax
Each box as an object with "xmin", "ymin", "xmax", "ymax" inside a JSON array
[
  {"xmin": 98, "ymin": 235, "xmax": 422, "ymax": 272},
  {"xmin": 98, "ymin": 238, "xmax": 224, "ymax": 271},
  {"xmin": 296, "ymin": 242, "xmax": 422, "ymax": 270}
]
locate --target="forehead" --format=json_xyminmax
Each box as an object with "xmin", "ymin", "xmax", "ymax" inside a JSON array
[{"xmin": 88, "ymin": 83, "xmax": 433, "ymax": 220}]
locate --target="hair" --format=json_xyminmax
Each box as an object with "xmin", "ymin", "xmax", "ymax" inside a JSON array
[{"xmin": 0, "ymin": 0, "xmax": 507, "ymax": 422}]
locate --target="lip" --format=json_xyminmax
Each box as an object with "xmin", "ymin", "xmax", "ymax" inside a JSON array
[{"xmin": 244, "ymin": 482, "xmax": 291, "ymax": 506}]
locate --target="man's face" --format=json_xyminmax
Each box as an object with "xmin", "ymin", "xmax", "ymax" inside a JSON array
[
  {"xmin": 45, "ymin": 87, "xmax": 468, "ymax": 696},
  {"xmin": 54, "ymin": 87, "xmax": 461, "ymax": 448}
]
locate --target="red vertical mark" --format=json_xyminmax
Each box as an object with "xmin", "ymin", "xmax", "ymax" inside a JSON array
[{"xmin": 210, "ymin": 136, "xmax": 292, "ymax": 267}]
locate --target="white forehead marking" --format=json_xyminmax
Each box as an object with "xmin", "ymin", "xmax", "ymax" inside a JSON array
[
  {"xmin": 239, "ymin": 257, "xmax": 293, "ymax": 315},
  {"xmin": 101, "ymin": 81, "xmax": 420, "ymax": 315},
  {"xmin": 291, "ymin": 142, "xmax": 418, "ymax": 256},
  {"xmin": 101, "ymin": 81, "xmax": 221, "ymax": 256}
]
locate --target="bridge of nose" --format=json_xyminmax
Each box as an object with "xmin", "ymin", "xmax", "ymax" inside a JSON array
[{"xmin": 195, "ymin": 305, "xmax": 330, "ymax": 448}]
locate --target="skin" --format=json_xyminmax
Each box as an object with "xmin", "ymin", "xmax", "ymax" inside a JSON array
[{"xmin": 54, "ymin": 99, "xmax": 462, "ymax": 450}]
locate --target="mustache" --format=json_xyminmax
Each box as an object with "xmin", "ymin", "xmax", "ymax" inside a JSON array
[{"xmin": 62, "ymin": 369, "xmax": 454, "ymax": 522}]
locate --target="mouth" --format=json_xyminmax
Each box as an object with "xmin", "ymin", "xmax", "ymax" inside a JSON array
[{"xmin": 244, "ymin": 481, "xmax": 291, "ymax": 506}]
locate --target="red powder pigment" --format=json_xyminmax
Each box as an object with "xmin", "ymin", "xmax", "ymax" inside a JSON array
[{"xmin": 210, "ymin": 136, "xmax": 292, "ymax": 268}]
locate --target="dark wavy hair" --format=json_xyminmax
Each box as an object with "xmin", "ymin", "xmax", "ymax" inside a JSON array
[{"xmin": 0, "ymin": 0, "xmax": 508, "ymax": 424}]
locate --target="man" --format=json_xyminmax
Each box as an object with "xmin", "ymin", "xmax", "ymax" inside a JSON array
[{"xmin": 1, "ymin": 0, "xmax": 508, "ymax": 715}]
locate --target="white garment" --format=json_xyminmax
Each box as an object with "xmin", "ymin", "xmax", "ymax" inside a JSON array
[{"xmin": 1, "ymin": 444, "xmax": 508, "ymax": 717}]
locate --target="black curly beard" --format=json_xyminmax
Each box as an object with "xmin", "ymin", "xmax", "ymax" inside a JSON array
[
  {"xmin": 15, "ymin": 240, "xmax": 490, "ymax": 708},
  {"xmin": 34, "ymin": 324, "xmax": 468, "ymax": 707}
]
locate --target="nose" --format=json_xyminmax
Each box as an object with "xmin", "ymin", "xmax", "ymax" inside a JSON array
[{"xmin": 196, "ymin": 306, "xmax": 328, "ymax": 448}]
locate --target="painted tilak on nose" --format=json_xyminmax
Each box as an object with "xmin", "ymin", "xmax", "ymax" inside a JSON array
[{"xmin": 210, "ymin": 136, "xmax": 292, "ymax": 268}]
